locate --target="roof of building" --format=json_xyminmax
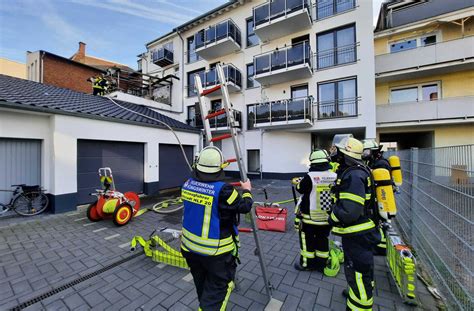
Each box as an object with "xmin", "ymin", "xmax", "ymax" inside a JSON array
[
  {"xmin": 72, "ymin": 54, "xmax": 134, "ymax": 72},
  {"xmin": 145, "ymin": 0, "xmax": 242, "ymax": 47},
  {"xmin": 0, "ymin": 74, "xmax": 198, "ymax": 133},
  {"xmin": 38, "ymin": 50, "xmax": 108, "ymax": 73}
]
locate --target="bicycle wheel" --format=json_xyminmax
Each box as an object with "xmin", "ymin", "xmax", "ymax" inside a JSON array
[
  {"xmin": 13, "ymin": 192, "xmax": 49, "ymax": 216},
  {"xmin": 0, "ymin": 203, "xmax": 10, "ymax": 215}
]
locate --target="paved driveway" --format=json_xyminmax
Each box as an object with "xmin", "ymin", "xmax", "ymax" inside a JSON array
[{"xmin": 0, "ymin": 180, "xmax": 436, "ymax": 310}]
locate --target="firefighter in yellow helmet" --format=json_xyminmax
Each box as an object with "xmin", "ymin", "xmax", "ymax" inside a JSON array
[
  {"xmin": 294, "ymin": 149, "xmax": 343, "ymax": 276},
  {"xmin": 181, "ymin": 146, "xmax": 253, "ymax": 310},
  {"xmin": 328, "ymin": 137, "xmax": 381, "ymax": 311}
]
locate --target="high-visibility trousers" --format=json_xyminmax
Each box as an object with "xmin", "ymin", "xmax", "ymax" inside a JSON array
[
  {"xmin": 182, "ymin": 250, "xmax": 236, "ymax": 311},
  {"xmin": 342, "ymin": 230, "xmax": 380, "ymax": 311},
  {"xmin": 298, "ymin": 222, "xmax": 331, "ymax": 271}
]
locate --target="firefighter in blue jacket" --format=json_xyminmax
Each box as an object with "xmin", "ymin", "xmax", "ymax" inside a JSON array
[
  {"xmin": 181, "ymin": 146, "xmax": 253, "ymax": 311},
  {"xmin": 328, "ymin": 137, "xmax": 381, "ymax": 311}
]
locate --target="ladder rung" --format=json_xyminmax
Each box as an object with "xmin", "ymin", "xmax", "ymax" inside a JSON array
[
  {"xmin": 229, "ymin": 182, "xmax": 241, "ymax": 187},
  {"xmin": 200, "ymin": 85, "xmax": 221, "ymax": 96},
  {"xmin": 206, "ymin": 109, "xmax": 226, "ymax": 119},
  {"xmin": 226, "ymin": 158, "xmax": 237, "ymax": 163},
  {"xmin": 210, "ymin": 133, "xmax": 232, "ymax": 142}
]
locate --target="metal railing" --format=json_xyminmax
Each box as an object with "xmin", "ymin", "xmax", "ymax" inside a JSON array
[
  {"xmin": 315, "ymin": 42, "xmax": 358, "ymax": 69},
  {"xmin": 194, "ymin": 19, "xmax": 241, "ymax": 50},
  {"xmin": 247, "ymin": 96, "xmax": 313, "ymax": 129},
  {"xmin": 152, "ymin": 47, "xmax": 173, "ymax": 66},
  {"xmin": 204, "ymin": 64, "xmax": 242, "ymax": 89},
  {"xmin": 254, "ymin": 41, "xmax": 312, "ymax": 76},
  {"xmin": 186, "ymin": 64, "xmax": 242, "ymax": 97},
  {"xmin": 387, "ymin": 146, "xmax": 474, "ymax": 310},
  {"xmin": 316, "ymin": 97, "xmax": 359, "ymax": 119},
  {"xmin": 188, "ymin": 110, "xmax": 242, "ymax": 131},
  {"xmin": 253, "ymin": 0, "xmax": 312, "ymax": 27},
  {"xmin": 314, "ymin": 0, "xmax": 355, "ymax": 20}
]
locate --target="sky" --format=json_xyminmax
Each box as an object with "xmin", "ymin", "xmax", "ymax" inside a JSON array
[{"xmin": 0, "ymin": 0, "xmax": 384, "ymax": 69}]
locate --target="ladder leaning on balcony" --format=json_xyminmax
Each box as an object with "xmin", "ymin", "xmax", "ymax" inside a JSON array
[{"xmin": 195, "ymin": 64, "xmax": 281, "ymax": 308}]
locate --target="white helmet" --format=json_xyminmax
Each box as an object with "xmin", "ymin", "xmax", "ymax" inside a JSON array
[
  {"xmin": 335, "ymin": 137, "xmax": 364, "ymax": 160},
  {"xmin": 196, "ymin": 146, "xmax": 226, "ymax": 174}
]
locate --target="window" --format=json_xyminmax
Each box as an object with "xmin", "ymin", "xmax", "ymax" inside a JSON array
[
  {"xmin": 246, "ymin": 63, "xmax": 260, "ymax": 89},
  {"xmin": 137, "ymin": 59, "xmax": 142, "ymax": 71},
  {"xmin": 187, "ymin": 68, "xmax": 205, "ymax": 97},
  {"xmin": 247, "ymin": 105, "xmax": 257, "ymax": 130},
  {"xmin": 316, "ymin": 0, "xmax": 355, "ymax": 20},
  {"xmin": 247, "ymin": 150, "xmax": 260, "ymax": 173},
  {"xmin": 187, "ymin": 36, "xmax": 201, "ymax": 63},
  {"xmin": 390, "ymin": 83, "xmax": 440, "ymax": 103},
  {"xmin": 292, "ymin": 34, "xmax": 309, "ymax": 45},
  {"xmin": 421, "ymin": 35, "xmax": 436, "ymax": 46},
  {"xmin": 390, "ymin": 39, "xmax": 417, "ymax": 53},
  {"xmin": 246, "ymin": 18, "xmax": 259, "ymax": 47},
  {"xmin": 211, "ymin": 99, "xmax": 221, "ymax": 111},
  {"xmin": 291, "ymin": 85, "xmax": 308, "ymax": 99},
  {"xmin": 318, "ymin": 78, "xmax": 357, "ymax": 118},
  {"xmin": 187, "ymin": 105, "xmax": 197, "ymax": 127},
  {"xmin": 317, "ymin": 24, "xmax": 356, "ymax": 69}
]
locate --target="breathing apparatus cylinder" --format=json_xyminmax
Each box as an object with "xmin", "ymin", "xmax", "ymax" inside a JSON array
[
  {"xmin": 372, "ymin": 168, "xmax": 397, "ymax": 219},
  {"xmin": 388, "ymin": 155, "xmax": 403, "ymax": 186}
]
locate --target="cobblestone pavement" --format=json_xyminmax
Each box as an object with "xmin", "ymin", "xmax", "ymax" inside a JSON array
[{"xmin": 0, "ymin": 180, "xmax": 437, "ymax": 310}]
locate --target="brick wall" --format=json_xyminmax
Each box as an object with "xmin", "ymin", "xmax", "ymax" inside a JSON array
[{"xmin": 42, "ymin": 54, "xmax": 102, "ymax": 94}]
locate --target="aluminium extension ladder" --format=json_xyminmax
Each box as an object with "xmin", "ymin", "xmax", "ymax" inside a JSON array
[{"xmin": 195, "ymin": 64, "xmax": 279, "ymax": 307}]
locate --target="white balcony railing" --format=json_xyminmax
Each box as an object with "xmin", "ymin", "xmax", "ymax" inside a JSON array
[
  {"xmin": 376, "ymin": 96, "xmax": 474, "ymax": 126},
  {"xmin": 375, "ymin": 36, "xmax": 474, "ymax": 75}
]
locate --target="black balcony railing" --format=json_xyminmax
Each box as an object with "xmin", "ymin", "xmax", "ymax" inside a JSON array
[
  {"xmin": 188, "ymin": 110, "xmax": 242, "ymax": 130},
  {"xmin": 195, "ymin": 19, "xmax": 241, "ymax": 50},
  {"xmin": 254, "ymin": 41, "xmax": 312, "ymax": 76},
  {"xmin": 315, "ymin": 43, "xmax": 357, "ymax": 69},
  {"xmin": 253, "ymin": 0, "xmax": 312, "ymax": 27},
  {"xmin": 247, "ymin": 96, "xmax": 313, "ymax": 129},
  {"xmin": 317, "ymin": 97, "xmax": 359, "ymax": 119},
  {"xmin": 315, "ymin": 0, "xmax": 355, "ymax": 20},
  {"xmin": 152, "ymin": 47, "xmax": 174, "ymax": 67},
  {"xmin": 205, "ymin": 64, "xmax": 242, "ymax": 89},
  {"xmin": 187, "ymin": 64, "xmax": 242, "ymax": 97}
]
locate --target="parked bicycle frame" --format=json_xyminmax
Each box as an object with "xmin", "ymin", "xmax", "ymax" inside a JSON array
[{"xmin": 0, "ymin": 184, "xmax": 49, "ymax": 216}]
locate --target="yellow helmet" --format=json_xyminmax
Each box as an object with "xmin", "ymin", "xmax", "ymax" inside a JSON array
[
  {"xmin": 362, "ymin": 139, "xmax": 380, "ymax": 151},
  {"xmin": 309, "ymin": 149, "xmax": 330, "ymax": 164},
  {"xmin": 196, "ymin": 146, "xmax": 226, "ymax": 174},
  {"xmin": 335, "ymin": 137, "xmax": 364, "ymax": 160}
]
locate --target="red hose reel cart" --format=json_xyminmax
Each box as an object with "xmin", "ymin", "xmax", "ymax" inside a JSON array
[{"xmin": 86, "ymin": 168, "xmax": 141, "ymax": 226}]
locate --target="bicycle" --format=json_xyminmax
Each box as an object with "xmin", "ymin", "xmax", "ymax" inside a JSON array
[{"xmin": 0, "ymin": 184, "xmax": 49, "ymax": 216}]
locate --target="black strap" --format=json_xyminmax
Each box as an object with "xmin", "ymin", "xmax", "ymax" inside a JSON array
[
  {"xmin": 375, "ymin": 179, "xmax": 393, "ymax": 187},
  {"xmin": 391, "ymin": 166, "xmax": 401, "ymax": 170}
]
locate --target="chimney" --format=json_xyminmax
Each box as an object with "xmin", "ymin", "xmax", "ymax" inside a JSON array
[{"xmin": 77, "ymin": 42, "xmax": 86, "ymax": 58}]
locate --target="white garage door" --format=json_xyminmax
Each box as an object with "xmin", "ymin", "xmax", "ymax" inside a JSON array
[{"xmin": 0, "ymin": 139, "xmax": 42, "ymax": 204}]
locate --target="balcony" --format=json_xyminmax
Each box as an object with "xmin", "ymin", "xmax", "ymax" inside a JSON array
[
  {"xmin": 314, "ymin": 43, "xmax": 358, "ymax": 70},
  {"xmin": 195, "ymin": 19, "xmax": 241, "ymax": 60},
  {"xmin": 376, "ymin": 96, "xmax": 474, "ymax": 127},
  {"xmin": 247, "ymin": 96, "xmax": 313, "ymax": 129},
  {"xmin": 253, "ymin": 0, "xmax": 312, "ymax": 42},
  {"xmin": 254, "ymin": 41, "xmax": 312, "ymax": 86},
  {"xmin": 375, "ymin": 36, "xmax": 474, "ymax": 81},
  {"xmin": 188, "ymin": 110, "xmax": 242, "ymax": 132},
  {"xmin": 315, "ymin": 0, "xmax": 356, "ymax": 20},
  {"xmin": 316, "ymin": 97, "xmax": 359, "ymax": 120},
  {"xmin": 186, "ymin": 64, "xmax": 242, "ymax": 97},
  {"xmin": 152, "ymin": 47, "xmax": 174, "ymax": 67}
]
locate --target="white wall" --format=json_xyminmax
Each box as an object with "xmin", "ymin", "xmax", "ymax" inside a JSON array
[
  {"xmin": 0, "ymin": 109, "xmax": 200, "ymax": 196},
  {"xmin": 144, "ymin": 0, "xmax": 377, "ymax": 174}
]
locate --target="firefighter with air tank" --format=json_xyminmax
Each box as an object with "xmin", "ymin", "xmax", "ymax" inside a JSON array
[
  {"xmin": 328, "ymin": 137, "xmax": 381, "ymax": 311},
  {"xmin": 293, "ymin": 149, "xmax": 343, "ymax": 276}
]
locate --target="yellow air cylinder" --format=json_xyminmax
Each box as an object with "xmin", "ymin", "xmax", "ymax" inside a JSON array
[
  {"xmin": 372, "ymin": 168, "xmax": 397, "ymax": 218},
  {"xmin": 389, "ymin": 155, "xmax": 403, "ymax": 186}
]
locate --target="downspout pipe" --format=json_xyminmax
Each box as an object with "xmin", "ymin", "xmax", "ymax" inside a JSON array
[{"xmin": 177, "ymin": 29, "xmax": 185, "ymax": 114}]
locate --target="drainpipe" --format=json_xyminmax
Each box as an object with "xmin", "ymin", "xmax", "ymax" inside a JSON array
[
  {"xmin": 177, "ymin": 30, "xmax": 185, "ymax": 114},
  {"xmin": 40, "ymin": 51, "xmax": 45, "ymax": 83},
  {"xmin": 260, "ymin": 129, "xmax": 265, "ymax": 180}
]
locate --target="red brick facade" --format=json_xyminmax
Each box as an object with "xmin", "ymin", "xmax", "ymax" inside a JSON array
[{"xmin": 42, "ymin": 53, "xmax": 102, "ymax": 94}]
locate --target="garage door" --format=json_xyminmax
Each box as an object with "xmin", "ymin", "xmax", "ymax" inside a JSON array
[
  {"xmin": 0, "ymin": 139, "xmax": 41, "ymax": 204},
  {"xmin": 77, "ymin": 140, "xmax": 144, "ymax": 204},
  {"xmin": 159, "ymin": 144, "xmax": 193, "ymax": 190}
]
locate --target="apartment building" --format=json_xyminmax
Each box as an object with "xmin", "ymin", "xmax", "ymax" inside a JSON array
[
  {"xmin": 374, "ymin": 0, "xmax": 474, "ymax": 150},
  {"xmin": 142, "ymin": 0, "xmax": 375, "ymax": 177}
]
